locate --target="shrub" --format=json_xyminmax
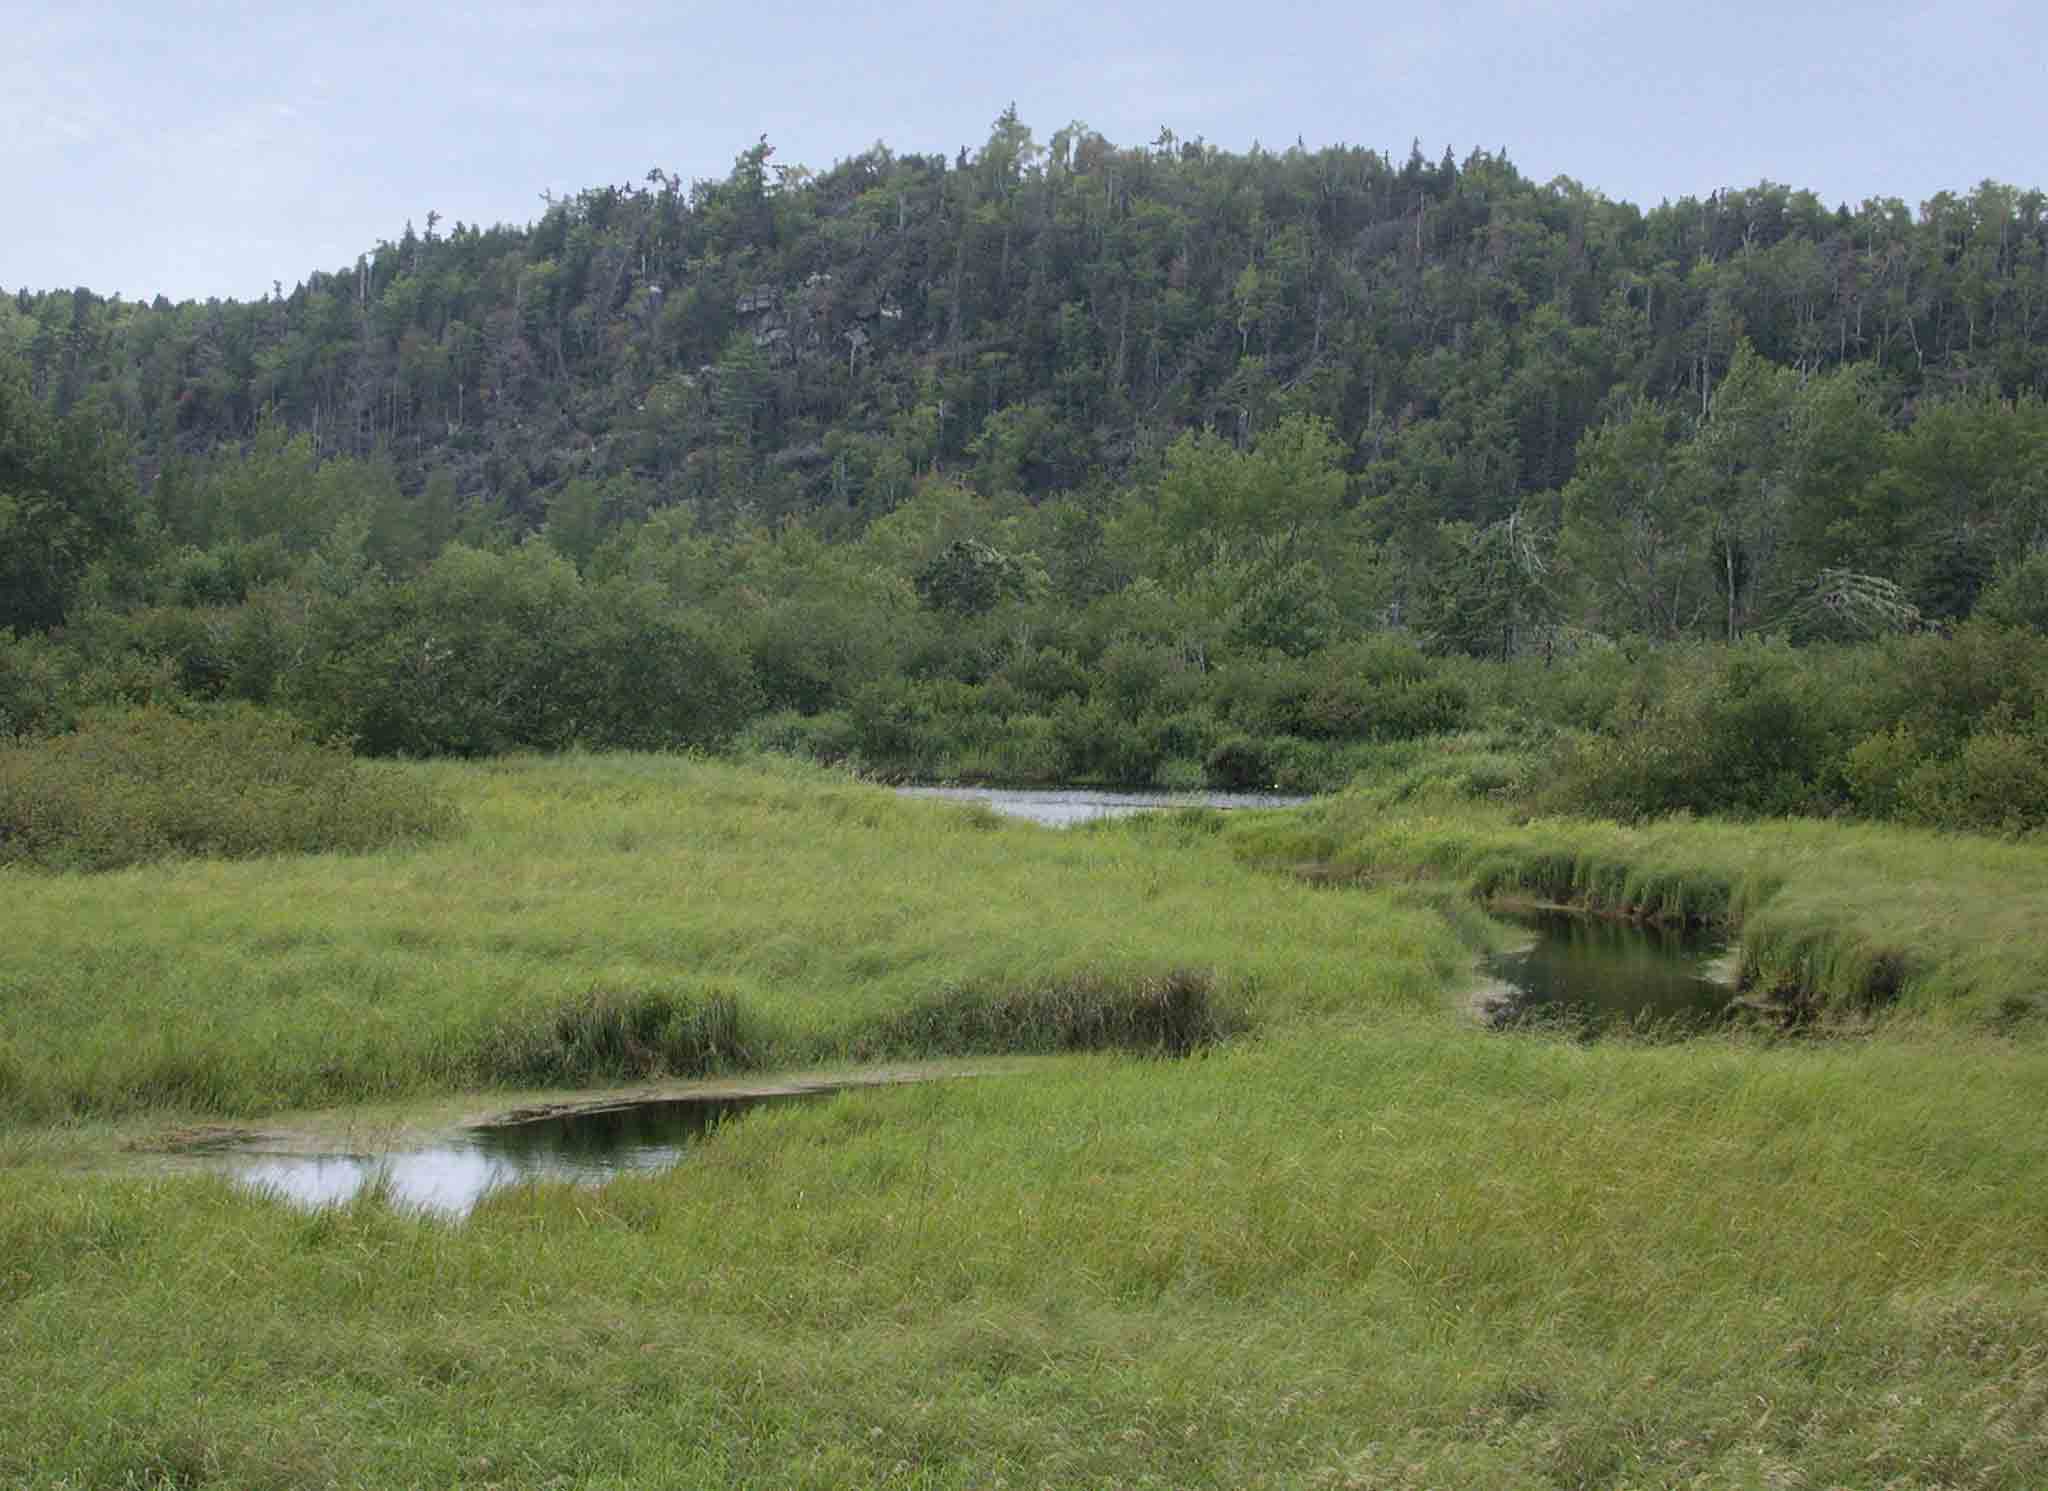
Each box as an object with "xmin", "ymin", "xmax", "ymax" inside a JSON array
[
  {"xmin": 0, "ymin": 633, "xmax": 75, "ymax": 738},
  {"xmin": 1544, "ymin": 643, "xmax": 1853, "ymax": 820},
  {"xmin": 995, "ymin": 646, "xmax": 1092, "ymax": 710},
  {"xmin": 736, "ymin": 709, "xmax": 862, "ymax": 764},
  {"xmin": 1049, "ymin": 697, "xmax": 1161, "ymax": 785},
  {"xmin": 847, "ymin": 678, "xmax": 943, "ymax": 775},
  {"xmin": 290, "ymin": 550, "xmax": 760, "ymax": 756},
  {"xmin": 1975, "ymin": 551, "xmax": 2048, "ymax": 632},
  {"xmin": 1205, "ymin": 734, "xmax": 1273, "ymax": 790},
  {"xmin": 0, "ymin": 705, "xmax": 458, "ymax": 872},
  {"xmin": 1905, "ymin": 728, "xmax": 2048, "ymax": 834}
]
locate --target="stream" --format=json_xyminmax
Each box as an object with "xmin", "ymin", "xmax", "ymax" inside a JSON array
[
  {"xmin": 1481, "ymin": 908, "xmax": 1736, "ymax": 1032},
  {"xmin": 897, "ymin": 785, "xmax": 1312, "ymax": 826}
]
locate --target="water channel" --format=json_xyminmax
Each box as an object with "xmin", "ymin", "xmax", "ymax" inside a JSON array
[
  {"xmin": 205, "ymin": 865, "xmax": 1728, "ymax": 1216},
  {"xmin": 1481, "ymin": 908, "xmax": 1736, "ymax": 1032},
  {"xmin": 213, "ymin": 1093, "xmax": 810, "ymax": 1217},
  {"xmin": 896, "ymin": 785, "xmax": 1313, "ymax": 826}
]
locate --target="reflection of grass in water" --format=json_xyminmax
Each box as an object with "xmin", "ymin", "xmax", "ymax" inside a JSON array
[
  {"xmin": 1487, "ymin": 912, "xmax": 1732, "ymax": 1031},
  {"xmin": 473, "ymin": 1096, "xmax": 753, "ymax": 1165}
]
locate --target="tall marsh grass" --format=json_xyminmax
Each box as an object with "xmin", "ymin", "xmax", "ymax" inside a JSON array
[
  {"xmin": 5, "ymin": 752, "xmax": 2048, "ymax": 1484},
  {"xmin": 0, "ymin": 704, "xmax": 457, "ymax": 871},
  {"xmin": 6, "ymin": 1021, "xmax": 2048, "ymax": 1485},
  {"xmin": 1230, "ymin": 787, "xmax": 2048, "ymax": 1026},
  {"xmin": 0, "ymin": 752, "xmax": 1462, "ymax": 1121}
]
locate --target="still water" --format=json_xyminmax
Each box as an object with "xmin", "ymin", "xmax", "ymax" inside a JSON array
[
  {"xmin": 1483, "ymin": 909, "xmax": 1735, "ymax": 1032},
  {"xmin": 219, "ymin": 1094, "xmax": 800, "ymax": 1217},
  {"xmin": 897, "ymin": 785, "xmax": 1312, "ymax": 826}
]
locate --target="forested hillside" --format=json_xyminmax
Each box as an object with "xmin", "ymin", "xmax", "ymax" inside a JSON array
[{"xmin": 7, "ymin": 113, "xmax": 2048, "ymax": 829}]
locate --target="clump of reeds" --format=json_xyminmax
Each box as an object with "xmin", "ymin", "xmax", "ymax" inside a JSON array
[
  {"xmin": 478, "ymin": 987, "xmax": 756, "ymax": 1085},
  {"xmin": 857, "ymin": 966, "xmax": 1246, "ymax": 1058}
]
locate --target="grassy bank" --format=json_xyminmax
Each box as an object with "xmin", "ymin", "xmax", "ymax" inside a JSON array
[
  {"xmin": 1224, "ymin": 746, "xmax": 2048, "ymax": 1028},
  {"xmin": 0, "ymin": 753, "xmax": 1470, "ymax": 1123},
  {"xmin": 7, "ymin": 1022, "xmax": 2048, "ymax": 1486},
  {"xmin": 5, "ymin": 753, "xmax": 2048, "ymax": 1487}
]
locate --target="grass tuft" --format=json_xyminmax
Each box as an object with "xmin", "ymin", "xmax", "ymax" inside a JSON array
[
  {"xmin": 479, "ymin": 986, "xmax": 758, "ymax": 1085},
  {"xmin": 857, "ymin": 967, "xmax": 1246, "ymax": 1058}
]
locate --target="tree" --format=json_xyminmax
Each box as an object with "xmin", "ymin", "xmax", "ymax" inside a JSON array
[
  {"xmin": 1560, "ymin": 400, "xmax": 1707, "ymax": 639},
  {"xmin": 1683, "ymin": 343, "xmax": 1797, "ymax": 640},
  {"xmin": 1154, "ymin": 413, "xmax": 1347, "ymax": 560},
  {"xmin": 0, "ymin": 355, "xmax": 140, "ymax": 633},
  {"xmin": 1413, "ymin": 512, "xmax": 1559, "ymax": 660},
  {"xmin": 914, "ymin": 538, "xmax": 1034, "ymax": 616}
]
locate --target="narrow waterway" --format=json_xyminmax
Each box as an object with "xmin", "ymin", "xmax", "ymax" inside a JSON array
[
  {"xmin": 214, "ymin": 1092, "xmax": 814, "ymax": 1216},
  {"xmin": 1481, "ymin": 909, "xmax": 1735, "ymax": 1032},
  {"xmin": 897, "ymin": 785, "xmax": 1311, "ymax": 826}
]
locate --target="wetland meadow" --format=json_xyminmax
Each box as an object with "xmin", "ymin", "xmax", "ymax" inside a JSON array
[{"xmin": 5, "ymin": 749, "xmax": 2048, "ymax": 1487}]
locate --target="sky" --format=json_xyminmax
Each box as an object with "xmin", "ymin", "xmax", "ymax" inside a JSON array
[{"xmin": 5, "ymin": 0, "xmax": 2044, "ymax": 304}]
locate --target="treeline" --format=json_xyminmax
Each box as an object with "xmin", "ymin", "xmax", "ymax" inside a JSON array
[
  {"xmin": 11, "ymin": 112, "xmax": 2048, "ymax": 544},
  {"xmin": 6, "ymin": 117, "xmax": 2048, "ymax": 834}
]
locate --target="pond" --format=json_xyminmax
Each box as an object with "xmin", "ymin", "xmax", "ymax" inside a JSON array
[
  {"xmin": 1481, "ymin": 908, "xmax": 1736, "ymax": 1033},
  {"xmin": 213, "ymin": 1092, "xmax": 813, "ymax": 1217},
  {"xmin": 897, "ymin": 785, "xmax": 1312, "ymax": 827}
]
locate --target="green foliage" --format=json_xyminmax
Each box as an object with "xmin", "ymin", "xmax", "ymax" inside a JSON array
[
  {"xmin": 0, "ymin": 353, "xmax": 141, "ymax": 633},
  {"xmin": 481, "ymin": 987, "xmax": 755, "ymax": 1085},
  {"xmin": 290, "ymin": 543, "xmax": 760, "ymax": 755},
  {"xmin": 1774, "ymin": 568, "xmax": 1922, "ymax": 642},
  {"xmin": 1529, "ymin": 625, "xmax": 2048, "ymax": 830},
  {"xmin": 16, "ymin": 129, "xmax": 2048, "ymax": 834},
  {"xmin": 858, "ymin": 967, "xmax": 1243, "ymax": 1059},
  {"xmin": 0, "ymin": 633, "xmax": 75, "ymax": 738},
  {"xmin": 1977, "ymin": 550, "xmax": 2048, "ymax": 631},
  {"xmin": 1154, "ymin": 415, "xmax": 1347, "ymax": 557},
  {"xmin": 913, "ymin": 537, "xmax": 1034, "ymax": 616},
  {"xmin": 0, "ymin": 705, "xmax": 457, "ymax": 871},
  {"xmin": 1204, "ymin": 734, "xmax": 1273, "ymax": 790}
]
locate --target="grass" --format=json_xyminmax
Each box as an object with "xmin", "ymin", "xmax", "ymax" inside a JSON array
[
  {"xmin": 0, "ymin": 752, "xmax": 1469, "ymax": 1122},
  {"xmin": 3, "ymin": 751, "xmax": 2047, "ymax": 1486},
  {"xmin": 6, "ymin": 1024, "xmax": 2048, "ymax": 1486},
  {"xmin": 1226, "ymin": 738, "xmax": 2048, "ymax": 1027},
  {"xmin": 0, "ymin": 705, "xmax": 458, "ymax": 872}
]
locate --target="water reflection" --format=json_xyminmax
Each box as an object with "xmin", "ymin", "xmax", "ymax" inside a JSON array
[
  {"xmin": 897, "ymin": 785, "xmax": 1311, "ymax": 827},
  {"xmin": 1485, "ymin": 909, "xmax": 1733, "ymax": 1032},
  {"xmin": 222, "ymin": 1095, "xmax": 781, "ymax": 1217}
]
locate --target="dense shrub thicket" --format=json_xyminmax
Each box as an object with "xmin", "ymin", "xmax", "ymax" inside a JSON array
[
  {"xmin": 0, "ymin": 706, "xmax": 458, "ymax": 871},
  {"xmin": 1475, "ymin": 625, "xmax": 2048, "ymax": 832}
]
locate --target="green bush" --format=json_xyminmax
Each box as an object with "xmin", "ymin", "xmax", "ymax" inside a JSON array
[
  {"xmin": 1205, "ymin": 734, "xmax": 1273, "ymax": 790},
  {"xmin": 0, "ymin": 633, "xmax": 75, "ymax": 738},
  {"xmin": 0, "ymin": 706, "xmax": 459, "ymax": 872},
  {"xmin": 1975, "ymin": 551, "xmax": 2048, "ymax": 632},
  {"xmin": 847, "ymin": 678, "xmax": 943, "ymax": 775},
  {"xmin": 1903, "ymin": 727, "xmax": 2048, "ymax": 834},
  {"xmin": 290, "ymin": 548, "xmax": 760, "ymax": 756},
  {"xmin": 1049, "ymin": 697, "xmax": 1162, "ymax": 785},
  {"xmin": 736, "ymin": 709, "xmax": 863, "ymax": 764}
]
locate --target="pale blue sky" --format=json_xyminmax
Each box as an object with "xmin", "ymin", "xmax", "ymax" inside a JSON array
[{"xmin": 5, "ymin": 0, "xmax": 2043, "ymax": 303}]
